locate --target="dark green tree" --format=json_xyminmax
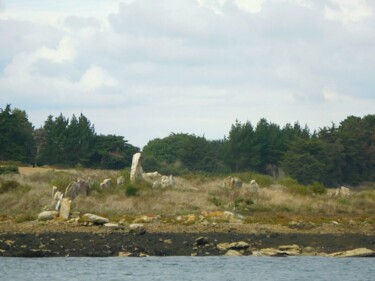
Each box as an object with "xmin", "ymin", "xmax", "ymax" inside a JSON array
[{"xmin": 0, "ymin": 104, "xmax": 36, "ymax": 163}]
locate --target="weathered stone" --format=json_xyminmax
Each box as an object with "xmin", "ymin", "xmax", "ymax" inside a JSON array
[
  {"xmin": 196, "ymin": 237, "xmax": 209, "ymax": 246},
  {"xmin": 52, "ymin": 186, "xmax": 58, "ymax": 199},
  {"xmin": 329, "ymin": 248, "xmax": 375, "ymax": 258},
  {"xmin": 38, "ymin": 211, "xmax": 58, "ymax": 221},
  {"xmin": 65, "ymin": 179, "xmax": 89, "ymax": 200},
  {"xmin": 249, "ymin": 180, "xmax": 260, "ymax": 193},
  {"xmin": 217, "ymin": 241, "xmax": 250, "ymax": 251},
  {"xmin": 59, "ymin": 198, "xmax": 71, "ymax": 220},
  {"xmin": 100, "ymin": 179, "xmax": 112, "ymax": 190},
  {"xmin": 82, "ymin": 213, "xmax": 109, "ymax": 225},
  {"xmin": 118, "ymin": 251, "xmax": 132, "ymax": 257},
  {"xmin": 278, "ymin": 244, "xmax": 301, "ymax": 253},
  {"xmin": 223, "ymin": 176, "xmax": 242, "ymax": 188},
  {"xmin": 225, "ymin": 249, "xmax": 243, "ymax": 256},
  {"xmin": 143, "ymin": 172, "xmax": 162, "ymax": 183},
  {"xmin": 129, "ymin": 223, "xmax": 146, "ymax": 234},
  {"xmin": 104, "ymin": 223, "xmax": 121, "ymax": 229},
  {"xmin": 161, "ymin": 175, "xmax": 175, "ymax": 188},
  {"xmin": 117, "ymin": 176, "xmax": 126, "ymax": 186},
  {"xmin": 52, "ymin": 191, "xmax": 64, "ymax": 210},
  {"xmin": 334, "ymin": 186, "xmax": 350, "ymax": 197},
  {"xmin": 130, "ymin": 153, "xmax": 144, "ymax": 183}
]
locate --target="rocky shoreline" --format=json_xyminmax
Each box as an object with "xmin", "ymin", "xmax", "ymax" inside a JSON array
[{"xmin": 1, "ymin": 229, "xmax": 374, "ymax": 258}]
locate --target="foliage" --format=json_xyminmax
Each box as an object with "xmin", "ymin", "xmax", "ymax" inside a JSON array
[
  {"xmin": 0, "ymin": 105, "xmax": 36, "ymax": 164},
  {"xmin": 125, "ymin": 184, "xmax": 139, "ymax": 197},
  {"xmin": 0, "ymin": 165, "xmax": 19, "ymax": 175},
  {"xmin": 0, "ymin": 104, "xmax": 374, "ymax": 185},
  {"xmin": 0, "ymin": 179, "xmax": 31, "ymax": 194}
]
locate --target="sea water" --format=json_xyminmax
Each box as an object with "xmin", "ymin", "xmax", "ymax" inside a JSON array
[{"xmin": 0, "ymin": 256, "xmax": 374, "ymax": 281}]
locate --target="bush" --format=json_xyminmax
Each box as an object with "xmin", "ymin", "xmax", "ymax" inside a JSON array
[
  {"xmin": 0, "ymin": 165, "xmax": 19, "ymax": 175},
  {"xmin": 279, "ymin": 177, "xmax": 309, "ymax": 195},
  {"xmin": 125, "ymin": 184, "xmax": 139, "ymax": 197},
  {"xmin": 0, "ymin": 180, "xmax": 20, "ymax": 193},
  {"xmin": 308, "ymin": 182, "xmax": 327, "ymax": 194}
]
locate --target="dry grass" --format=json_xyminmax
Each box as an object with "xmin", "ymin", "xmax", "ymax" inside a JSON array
[{"xmin": 0, "ymin": 168, "xmax": 374, "ymax": 223}]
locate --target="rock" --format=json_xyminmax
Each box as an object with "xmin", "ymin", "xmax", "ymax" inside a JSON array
[
  {"xmin": 249, "ymin": 180, "xmax": 260, "ymax": 193},
  {"xmin": 223, "ymin": 176, "xmax": 242, "ymax": 188},
  {"xmin": 186, "ymin": 214, "xmax": 196, "ymax": 224},
  {"xmin": 334, "ymin": 186, "xmax": 350, "ymax": 197},
  {"xmin": 82, "ymin": 213, "xmax": 109, "ymax": 225},
  {"xmin": 161, "ymin": 175, "xmax": 175, "ymax": 188},
  {"xmin": 38, "ymin": 211, "xmax": 58, "ymax": 221},
  {"xmin": 196, "ymin": 237, "xmax": 209, "ymax": 246},
  {"xmin": 278, "ymin": 244, "xmax": 301, "ymax": 256},
  {"xmin": 59, "ymin": 198, "xmax": 71, "ymax": 220},
  {"xmin": 225, "ymin": 250, "xmax": 243, "ymax": 256},
  {"xmin": 152, "ymin": 181, "xmax": 161, "ymax": 189},
  {"xmin": 129, "ymin": 223, "xmax": 146, "ymax": 235},
  {"xmin": 217, "ymin": 241, "xmax": 249, "ymax": 251},
  {"xmin": 117, "ymin": 176, "xmax": 126, "ymax": 186},
  {"xmin": 143, "ymin": 172, "xmax": 162, "ymax": 183},
  {"xmin": 51, "ymin": 186, "xmax": 58, "ymax": 199},
  {"xmin": 130, "ymin": 153, "xmax": 144, "ymax": 183},
  {"xmin": 164, "ymin": 239, "xmax": 173, "ymax": 245},
  {"xmin": 118, "ymin": 251, "xmax": 132, "ymax": 257},
  {"xmin": 104, "ymin": 223, "xmax": 121, "ymax": 229},
  {"xmin": 52, "ymin": 191, "xmax": 64, "ymax": 210},
  {"xmin": 329, "ymin": 248, "xmax": 375, "ymax": 258},
  {"xmin": 65, "ymin": 179, "xmax": 89, "ymax": 200},
  {"xmin": 100, "ymin": 179, "xmax": 112, "ymax": 190}
]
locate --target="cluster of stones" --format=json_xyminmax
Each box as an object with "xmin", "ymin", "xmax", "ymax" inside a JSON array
[
  {"xmin": 130, "ymin": 152, "xmax": 175, "ymax": 188},
  {"xmin": 37, "ymin": 176, "xmax": 124, "ymax": 223},
  {"xmin": 223, "ymin": 176, "xmax": 260, "ymax": 194}
]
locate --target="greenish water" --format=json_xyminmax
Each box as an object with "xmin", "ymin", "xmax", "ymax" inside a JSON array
[{"xmin": 0, "ymin": 256, "xmax": 374, "ymax": 281}]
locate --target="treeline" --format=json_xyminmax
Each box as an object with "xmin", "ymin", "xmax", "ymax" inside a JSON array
[
  {"xmin": 142, "ymin": 117, "xmax": 375, "ymax": 187},
  {"xmin": 1, "ymin": 104, "xmax": 374, "ymax": 186},
  {"xmin": 0, "ymin": 105, "xmax": 139, "ymax": 169}
]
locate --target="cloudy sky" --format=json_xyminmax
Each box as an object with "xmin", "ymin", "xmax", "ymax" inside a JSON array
[{"xmin": 0, "ymin": 0, "xmax": 374, "ymax": 148}]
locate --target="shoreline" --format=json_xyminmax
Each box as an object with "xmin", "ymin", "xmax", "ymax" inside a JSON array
[{"xmin": 1, "ymin": 222, "xmax": 374, "ymax": 257}]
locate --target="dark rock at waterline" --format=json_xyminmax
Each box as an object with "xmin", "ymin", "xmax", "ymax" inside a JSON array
[{"xmin": 0, "ymin": 232, "xmax": 374, "ymax": 258}]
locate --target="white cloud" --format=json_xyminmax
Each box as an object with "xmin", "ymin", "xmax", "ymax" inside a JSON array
[
  {"xmin": 324, "ymin": 0, "xmax": 373, "ymax": 24},
  {"xmin": 1, "ymin": 0, "xmax": 374, "ymax": 147},
  {"xmin": 323, "ymin": 87, "xmax": 340, "ymax": 102},
  {"xmin": 36, "ymin": 37, "xmax": 76, "ymax": 63},
  {"xmin": 235, "ymin": 0, "xmax": 266, "ymax": 13},
  {"xmin": 80, "ymin": 65, "xmax": 118, "ymax": 91}
]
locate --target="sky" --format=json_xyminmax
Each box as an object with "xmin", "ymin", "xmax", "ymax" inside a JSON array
[{"xmin": 0, "ymin": 0, "xmax": 374, "ymax": 148}]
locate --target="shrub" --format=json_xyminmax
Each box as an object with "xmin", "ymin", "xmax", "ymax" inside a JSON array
[
  {"xmin": 209, "ymin": 196, "xmax": 223, "ymax": 207},
  {"xmin": 280, "ymin": 177, "xmax": 309, "ymax": 195},
  {"xmin": 0, "ymin": 165, "xmax": 19, "ymax": 175},
  {"xmin": 308, "ymin": 182, "xmax": 327, "ymax": 194},
  {"xmin": 0, "ymin": 180, "xmax": 20, "ymax": 193},
  {"xmin": 125, "ymin": 184, "xmax": 139, "ymax": 197}
]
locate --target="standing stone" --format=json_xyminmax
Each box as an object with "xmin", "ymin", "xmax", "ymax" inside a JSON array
[
  {"xmin": 65, "ymin": 180, "xmax": 88, "ymax": 200},
  {"xmin": 59, "ymin": 198, "xmax": 72, "ymax": 220},
  {"xmin": 117, "ymin": 176, "xmax": 126, "ymax": 186},
  {"xmin": 249, "ymin": 180, "xmax": 260, "ymax": 193},
  {"xmin": 100, "ymin": 179, "xmax": 112, "ymax": 190},
  {"xmin": 52, "ymin": 186, "xmax": 58, "ymax": 199},
  {"xmin": 130, "ymin": 153, "xmax": 144, "ymax": 183}
]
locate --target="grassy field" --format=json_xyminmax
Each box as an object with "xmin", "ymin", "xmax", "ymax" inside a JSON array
[{"xmin": 0, "ymin": 166, "xmax": 374, "ymax": 227}]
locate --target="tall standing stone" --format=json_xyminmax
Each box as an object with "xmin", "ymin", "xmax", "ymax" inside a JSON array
[
  {"xmin": 130, "ymin": 153, "xmax": 144, "ymax": 183},
  {"xmin": 59, "ymin": 198, "xmax": 71, "ymax": 220}
]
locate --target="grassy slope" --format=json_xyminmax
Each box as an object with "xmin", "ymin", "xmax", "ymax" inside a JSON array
[{"xmin": 0, "ymin": 167, "xmax": 374, "ymax": 229}]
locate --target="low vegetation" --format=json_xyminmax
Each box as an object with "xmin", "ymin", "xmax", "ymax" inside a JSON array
[{"xmin": 0, "ymin": 167, "xmax": 374, "ymax": 226}]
